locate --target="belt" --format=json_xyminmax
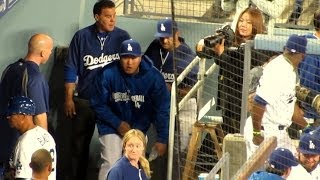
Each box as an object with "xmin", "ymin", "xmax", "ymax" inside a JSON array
[{"xmin": 261, "ymin": 125, "xmax": 286, "ymax": 131}]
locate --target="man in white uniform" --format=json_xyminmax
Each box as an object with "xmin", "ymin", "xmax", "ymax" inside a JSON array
[
  {"xmin": 287, "ymin": 131, "xmax": 320, "ymax": 179},
  {"xmin": 6, "ymin": 96, "xmax": 56, "ymax": 180},
  {"xmin": 251, "ymin": 34, "xmax": 307, "ymax": 153}
]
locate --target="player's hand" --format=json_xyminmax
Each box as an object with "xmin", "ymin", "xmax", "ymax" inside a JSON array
[
  {"xmin": 252, "ymin": 134, "xmax": 264, "ymax": 146},
  {"xmin": 118, "ymin": 121, "xmax": 131, "ymax": 136},
  {"xmin": 153, "ymin": 142, "xmax": 167, "ymax": 156},
  {"xmin": 64, "ymin": 99, "xmax": 76, "ymax": 118}
]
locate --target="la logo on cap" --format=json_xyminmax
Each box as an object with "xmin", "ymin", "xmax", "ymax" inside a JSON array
[
  {"xmin": 127, "ymin": 43, "xmax": 133, "ymax": 52},
  {"xmin": 309, "ymin": 140, "xmax": 315, "ymax": 149},
  {"xmin": 160, "ymin": 23, "xmax": 166, "ymax": 32}
]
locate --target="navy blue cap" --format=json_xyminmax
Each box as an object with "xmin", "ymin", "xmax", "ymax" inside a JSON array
[
  {"xmin": 7, "ymin": 96, "xmax": 36, "ymax": 116},
  {"xmin": 268, "ymin": 148, "xmax": 298, "ymax": 170},
  {"xmin": 285, "ymin": 34, "xmax": 307, "ymax": 53},
  {"xmin": 120, "ymin": 39, "xmax": 142, "ymax": 57},
  {"xmin": 154, "ymin": 18, "xmax": 178, "ymax": 38},
  {"xmin": 298, "ymin": 131, "xmax": 320, "ymax": 154}
]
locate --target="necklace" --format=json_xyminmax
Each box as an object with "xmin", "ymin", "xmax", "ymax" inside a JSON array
[{"xmin": 159, "ymin": 49, "xmax": 169, "ymax": 72}]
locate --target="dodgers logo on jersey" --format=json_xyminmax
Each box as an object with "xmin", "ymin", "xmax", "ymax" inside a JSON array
[
  {"xmin": 131, "ymin": 95, "xmax": 144, "ymax": 109},
  {"xmin": 83, "ymin": 53, "xmax": 120, "ymax": 70}
]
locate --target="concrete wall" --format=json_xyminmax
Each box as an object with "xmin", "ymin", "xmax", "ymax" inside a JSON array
[{"xmin": 0, "ymin": 0, "xmax": 80, "ymax": 78}]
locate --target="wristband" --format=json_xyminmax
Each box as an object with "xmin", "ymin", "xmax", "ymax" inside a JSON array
[{"xmin": 253, "ymin": 130, "xmax": 261, "ymax": 136}]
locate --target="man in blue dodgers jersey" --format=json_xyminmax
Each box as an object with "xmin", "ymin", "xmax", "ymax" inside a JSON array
[
  {"xmin": 64, "ymin": 0, "xmax": 130, "ymax": 179},
  {"xmin": 145, "ymin": 18, "xmax": 198, "ymax": 152},
  {"xmin": 90, "ymin": 39, "xmax": 170, "ymax": 179},
  {"xmin": 298, "ymin": 10, "xmax": 320, "ymax": 128},
  {"xmin": 144, "ymin": 18, "xmax": 198, "ymax": 178},
  {"xmin": 0, "ymin": 33, "xmax": 53, "ymax": 178}
]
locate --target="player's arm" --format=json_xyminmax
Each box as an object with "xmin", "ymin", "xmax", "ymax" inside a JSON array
[
  {"xmin": 292, "ymin": 102, "xmax": 307, "ymax": 128},
  {"xmin": 34, "ymin": 113, "xmax": 47, "ymax": 130},
  {"xmin": 151, "ymin": 74, "xmax": 170, "ymax": 156},
  {"xmin": 64, "ymin": 82, "xmax": 76, "ymax": 118},
  {"xmin": 251, "ymin": 95, "xmax": 267, "ymax": 145},
  {"xmin": 90, "ymin": 70, "xmax": 125, "ymax": 135}
]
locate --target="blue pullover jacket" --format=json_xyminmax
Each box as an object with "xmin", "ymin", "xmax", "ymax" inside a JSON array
[
  {"xmin": 90, "ymin": 56, "xmax": 170, "ymax": 144},
  {"xmin": 107, "ymin": 156, "xmax": 148, "ymax": 180}
]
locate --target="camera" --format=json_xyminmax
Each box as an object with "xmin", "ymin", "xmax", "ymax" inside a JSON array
[
  {"xmin": 196, "ymin": 24, "xmax": 235, "ymax": 58},
  {"xmin": 204, "ymin": 24, "xmax": 235, "ymax": 48},
  {"xmin": 296, "ymin": 85, "xmax": 320, "ymax": 114}
]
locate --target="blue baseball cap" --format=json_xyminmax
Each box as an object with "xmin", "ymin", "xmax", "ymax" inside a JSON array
[
  {"xmin": 285, "ymin": 34, "xmax": 307, "ymax": 53},
  {"xmin": 154, "ymin": 18, "xmax": 178, "ymax": 38},
  {"xmin": 120, "ymin": 39, "xmax": 142, "ymax": 57},
  {"xmin": 298, "ymin": 131, "xmax": 320, "ymax": 154},
  {"xmin": 268, "ymin": 148, "xmax": 298, "ymax": 170},
  {"xmin": 7, "ymin": 96, "xmax": 36, "ymax": 116}
]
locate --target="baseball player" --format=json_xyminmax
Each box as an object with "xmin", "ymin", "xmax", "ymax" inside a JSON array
[
  {"xmin": 251, "ymin": 34, "xmax": 308, "ymax": 153},
  {"xmin": 249, "ymin": 148, "xmax": 298, "ymax": 179},
  {"xmin": 64, "ymin": 0, "xmax": 130, "ymax": 179},
  {"xmin": 144, "ymin": 18, "xmax": 198, "ymax": 152},
  {"xmin": 6, "ymin": 96, "xmax": 56, "ymax": 180},
  {"xmin": 287, "ymin": 131, "xmax": 320, "ymax": 179},
  {"xmin": 90, "ymin": 39, "xmax": 170, "ymax": 179},
  {"xmin": 0, "ymin": 33, "xmax": 53, "ymax": 176}
]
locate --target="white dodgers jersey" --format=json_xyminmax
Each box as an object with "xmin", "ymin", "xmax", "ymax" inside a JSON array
[{"xmin": 10, "ymin": 126, "xmax": 56, "ymax": 180}]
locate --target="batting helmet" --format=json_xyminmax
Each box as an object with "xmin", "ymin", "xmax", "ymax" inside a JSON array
[{"xmin": 7, "ymin": 96, "xmax": 36, "ymax": 116}]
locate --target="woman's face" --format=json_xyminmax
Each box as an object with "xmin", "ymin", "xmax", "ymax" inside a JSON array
[
  {"xmin": 124, "ymin": 136, "xmax": 144, "ymax": 162},
  {"xmin": 237, "ymin": 12, "xmax": 253, "ymax": 40}
]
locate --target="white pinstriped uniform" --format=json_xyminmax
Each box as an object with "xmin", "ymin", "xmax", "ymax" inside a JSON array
[{"xmin": 9, "ymin": 126, "xmax": 56, "ymax": 180}]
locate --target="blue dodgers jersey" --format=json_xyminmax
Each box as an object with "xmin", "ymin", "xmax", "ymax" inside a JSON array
[
  {"xmin": 0, "ymin": 59, "xmax": 49, "ymax": 116},
  {"xmin": 90, "ymin": 56, "xmax": 170, "ymax": 143},
  {"xmin": 144, "ymin": 38, "xmax": 198, "ymax": 85},
  {"xmin": 64, "ymin": 24, "xmax": 131, "ymax": 99}
]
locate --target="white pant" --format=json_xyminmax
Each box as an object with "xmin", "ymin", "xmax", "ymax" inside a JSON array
[
  {"xmin": 98, "ymin": 134, "xmax": 122, "ymax": 180},
  {"xmin": 244, "ymin": 116, "xmax": 296, "ymax": 159},
  {"xmin": 243, "ymin": 116, "xmax": 259, "ymax": 160},
  {"xmin": 178, "ymin": 98, "xmax": 197, "ymax": 151}
]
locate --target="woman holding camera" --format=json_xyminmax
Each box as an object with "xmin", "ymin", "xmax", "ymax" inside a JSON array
[{"xmin": 197, "ymin": 7, "xmax": 276, "ymax": 134}]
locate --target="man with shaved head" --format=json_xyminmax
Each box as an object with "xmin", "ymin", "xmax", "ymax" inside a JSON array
[
  {"xmin": 0, "ymin": 33, "xmax": 53, "ymax": 178},
  {"xmin": 30, "ymin": 149, "xmax": 53, "ymax": 180}
]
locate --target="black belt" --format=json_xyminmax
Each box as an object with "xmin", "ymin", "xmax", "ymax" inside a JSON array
[{"xmin": 261, "ymin": 125, "xmax": 285, "ymax": 130}]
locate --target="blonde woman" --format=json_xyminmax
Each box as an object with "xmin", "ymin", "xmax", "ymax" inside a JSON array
[{"xmin": 107, "ymin": 129, "xmax": 151, "ymax": 180}]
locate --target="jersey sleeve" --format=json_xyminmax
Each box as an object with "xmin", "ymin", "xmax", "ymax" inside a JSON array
[
  {"xmin": 27, "ymin": 76, "xmax": 49, "ymax": 114},
  {"xmin": 151, "ymin": 73, "xmax": 170, "ymax": 144},
  {"xmin": 90, "ymin": 69, "xmax": 122, "ymax": 130},
  {"xmin": 64, "ymin": 33, "xmax": 80, "ymax": 83}
]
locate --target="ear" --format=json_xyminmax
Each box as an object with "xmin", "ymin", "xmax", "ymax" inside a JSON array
[
  {"xmin": 94, "ymin": 14, "xmax": 99, "ymax": 21},
  {"xmin": 40, "ymin": 50, "xmax": 45, "ymax": 57},
  {"xmin": 47, "ymin": 164, "xmax": 52, "ymax": 174}
]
